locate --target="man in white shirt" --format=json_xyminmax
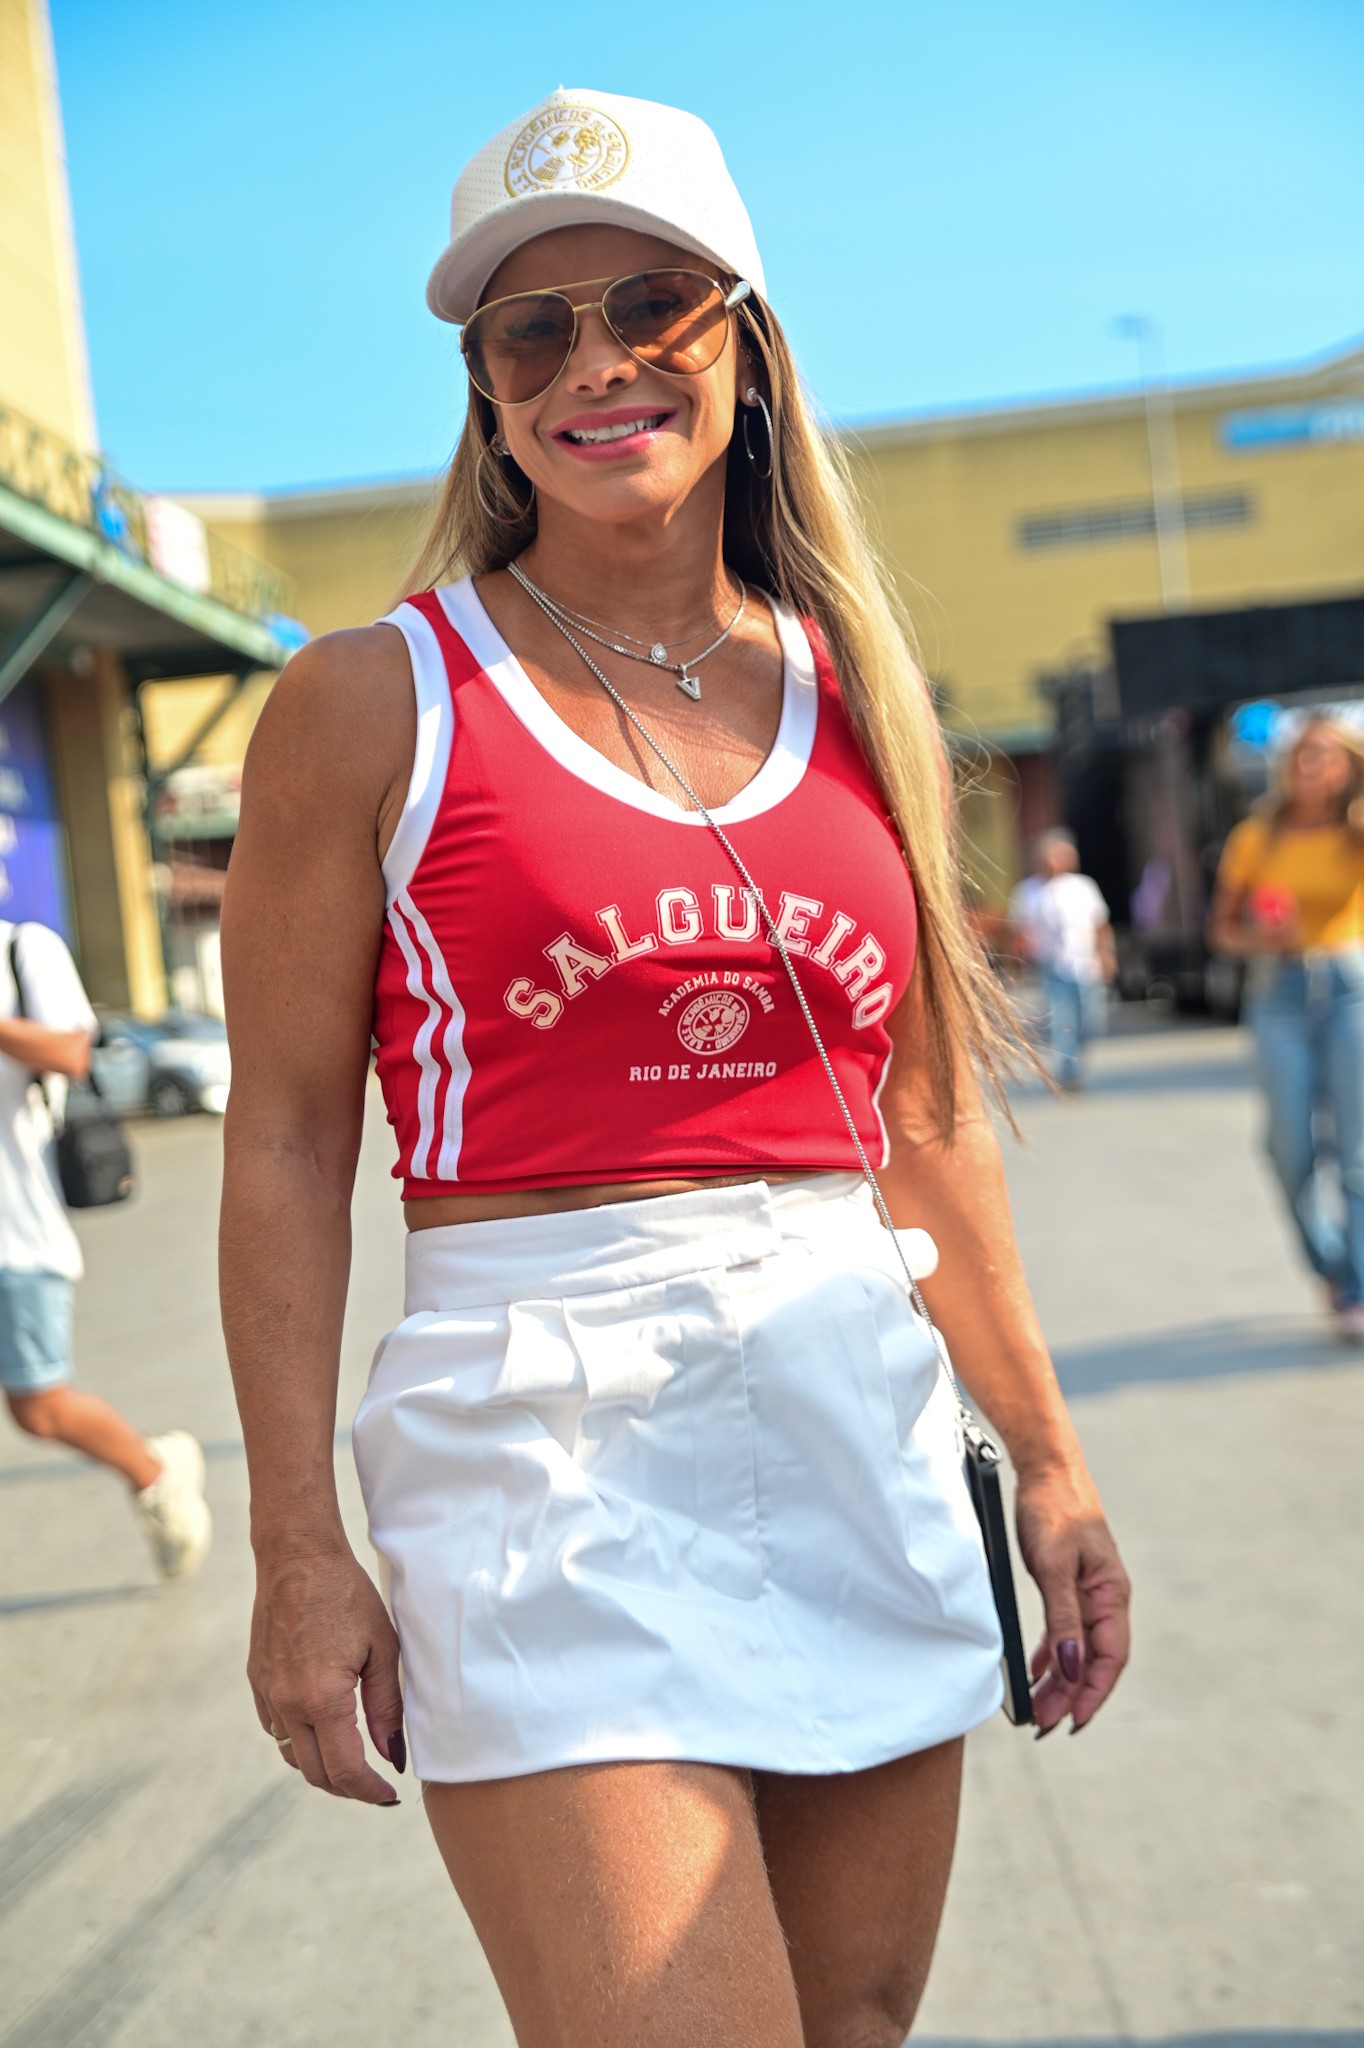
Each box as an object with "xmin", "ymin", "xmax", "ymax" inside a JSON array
[
  {"xmin": 1007, "ymin": 832, "xmax": 1116, "ymax": 1089},
  {"xmin": 1, "ymin": 920, "xmax": 211, "ymax": 1576}
]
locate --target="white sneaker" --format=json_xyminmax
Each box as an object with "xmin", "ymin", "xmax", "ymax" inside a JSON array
[{"xmin": 135, "ymin": 1431, "xmax": 212, "ymax": 1579}]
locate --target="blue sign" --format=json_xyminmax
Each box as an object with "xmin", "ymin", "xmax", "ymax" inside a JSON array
[
  {"xmin": 264, "ymin": 610, "xmax": 311, "ymax": 654},
  {"xmin": 1228, "ymin": 697, "xmax": 1364, "ymax": 756},
  {"xmin": 1221, "ymin": 402, "xmax": 1364, "ymax": 451},
  {"xmin": 0, "ymin": 678, "xmax": 72, "ymax": 941},
  {"xmin": 1228, "ymin": 699, "xmax": 1284, "ymax": 750}
]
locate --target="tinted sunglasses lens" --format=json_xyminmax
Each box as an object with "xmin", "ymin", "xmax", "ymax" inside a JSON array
[
  {"xmin": 462, "ymin": 293, "xmax": 574, "ymax": 403},
  {"xmin": 605, "ymin": 271, "xmax": 728, "ymax": 374}
]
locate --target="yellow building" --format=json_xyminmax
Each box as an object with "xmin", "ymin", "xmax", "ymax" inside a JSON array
[
  {"xmin": 172, "ymin": 477, "xmax": 438, "ymax": 645},
  {"xmin": 0, "ymin": 0, "xmax": 297, "ymax": 1013},
  {"xmin": 181, "ymin": 333, "xmax": 1364, "ymax": 910},
  {"xmin": 849, "ymin": 339, "xmax": 1364, "ymax": 742},
  {"xmin": 847, "ymin": 337, "xmax": 1364, "ymax": 898}
]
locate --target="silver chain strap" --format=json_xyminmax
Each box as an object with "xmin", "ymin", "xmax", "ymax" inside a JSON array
[{"xmin": 509, "ymin": 573, "xmax": 973, "ymax": 1428}]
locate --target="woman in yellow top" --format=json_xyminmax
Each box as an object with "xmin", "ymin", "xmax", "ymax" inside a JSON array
[{"xmin": 1209, "ymin": 717, "xmax": 1364, "ymax": 1336}]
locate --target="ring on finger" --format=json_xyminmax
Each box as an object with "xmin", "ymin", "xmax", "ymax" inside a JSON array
[{"xmin": 270, "ymin": 1729, "xmax": 294, "ymax": 1749}]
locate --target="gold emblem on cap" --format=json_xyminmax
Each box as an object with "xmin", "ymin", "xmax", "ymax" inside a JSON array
[{"xmin": 504, "ymin": 105, "xmax": 630, "ymax": 199}]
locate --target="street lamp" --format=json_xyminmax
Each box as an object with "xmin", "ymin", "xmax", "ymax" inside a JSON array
[{"xmin": 1114, "ymin": 314, "xmax": 1190, "ymax": 613}]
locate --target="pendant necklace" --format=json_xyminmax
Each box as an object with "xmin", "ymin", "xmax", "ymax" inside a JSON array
[{"xmin": 507, "ymin": 560, "xmax": 745, "ymax": 702}]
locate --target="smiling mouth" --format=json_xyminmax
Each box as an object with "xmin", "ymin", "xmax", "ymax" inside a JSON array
[{"xmin": 557, "ymin": 413, "xmax": 671, "ymax": 446}]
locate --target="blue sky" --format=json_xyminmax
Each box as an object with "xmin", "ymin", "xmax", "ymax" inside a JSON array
[{"xmin": 50, "ymin": 0, "xmax": 1363, "ymax": 494}]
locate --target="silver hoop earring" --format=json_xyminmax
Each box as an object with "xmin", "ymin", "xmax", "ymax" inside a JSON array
[
  {"xmin": 476, "ymin": 442, "xmax": 532, "ymax": 526},
  {"xmin": 742, "ymin": 387, "xmax": 774, "ymax": 480}
]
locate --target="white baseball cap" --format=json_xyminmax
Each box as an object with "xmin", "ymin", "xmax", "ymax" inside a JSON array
[{"xmin": 426, "ymin": 88, "xmax": 766, "ymax": 325}]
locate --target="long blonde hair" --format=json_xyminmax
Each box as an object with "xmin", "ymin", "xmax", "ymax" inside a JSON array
[
  {"xmin": 1264, "ymin": 717, "xmax": 1364, "ymax": 839},
  {"xmin": 403, "ymin": 294, "xmax": 1022, "ymax": 1134}
]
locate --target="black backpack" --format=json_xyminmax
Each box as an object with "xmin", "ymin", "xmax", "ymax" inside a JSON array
[{"xmin": 8, "ymin": 927, "xmax": 135, "ymax": 1209}]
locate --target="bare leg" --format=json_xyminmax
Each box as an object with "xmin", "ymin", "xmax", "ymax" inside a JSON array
[
  {"xmin": 424, "ymin": 1760, "xmax": 804, "ymax": 2048},
  {"xmin": 754, "ymin": 1738, "xmax": 965, "ymax": 2048},
  {"xmin": 6, "ymin": 1386, "xmax": 161, "ymax": 1490}
]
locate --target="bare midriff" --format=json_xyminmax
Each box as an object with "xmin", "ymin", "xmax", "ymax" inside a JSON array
[{"xmin": 404, "ymin": 1169, "xmax": 823, "ymax": 1232}]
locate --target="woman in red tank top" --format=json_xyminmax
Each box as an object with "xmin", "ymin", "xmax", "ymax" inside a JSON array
[{"xmin": 221, "ymin": 88, "xmax": 1129, "ymax": 2048}]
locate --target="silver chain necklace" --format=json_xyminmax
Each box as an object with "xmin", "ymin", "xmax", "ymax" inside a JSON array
[
  {"xmin": 508, "ymin": 559, "xmax": 745, "ymax": 702},
  {"xmin": 528, "ymin": 589, "xmax": 730, "ymax": 659}
]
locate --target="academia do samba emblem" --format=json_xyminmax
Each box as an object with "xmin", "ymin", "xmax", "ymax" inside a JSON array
[
  {"xmin": 677, "ymin": 989, "xmax": 750, "ymax": 1056},
  {"xmin": 504, "ymin": 107, "xmax": 630, "ymax": 197}
]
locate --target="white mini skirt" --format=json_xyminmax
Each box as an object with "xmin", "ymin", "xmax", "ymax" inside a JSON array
[{"xmin": 352, "ymin": 1173, "xmax": 1004, "ymax": 1784}]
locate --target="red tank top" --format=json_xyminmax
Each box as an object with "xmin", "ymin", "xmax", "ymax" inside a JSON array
[{"xmin": 372, "ymin": 577, "xmax": 917, "ymax": 1197}]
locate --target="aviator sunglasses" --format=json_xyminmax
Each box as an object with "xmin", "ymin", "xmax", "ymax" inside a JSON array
[{"xmin": 460, "ymin": 268, "xmax": 753, "ymax": 406}]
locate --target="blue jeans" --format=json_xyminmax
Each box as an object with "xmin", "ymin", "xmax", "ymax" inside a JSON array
[
  {"xmin": 1249, "ymin": 950, "xmax": 1364, "ymax": 1305},
  {"xmin": 1043, "ymin": 970, "xmax": 1106, "ymax": 1087}
]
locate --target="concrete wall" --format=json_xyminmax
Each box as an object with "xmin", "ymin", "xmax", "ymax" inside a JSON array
[{"xmin": 0, "ymin": 0, "xmax": 95, "ymax": 446}]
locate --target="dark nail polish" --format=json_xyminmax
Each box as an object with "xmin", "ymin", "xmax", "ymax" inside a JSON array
[
  {"xmin": 1033, "ymin": 1721, "xmax": 1056, "ymax": 1741},
  {"xmin": 381, "ymin": 1797, "xmax": 401, "ymax": 1807},
  {"xmin": 389, "ymin": 1730, "xmax": 407, "ymax": 1775},
  {"xmin": 1058, "ymin": 1639, "xmax": 1082, "ymax": 1683}
]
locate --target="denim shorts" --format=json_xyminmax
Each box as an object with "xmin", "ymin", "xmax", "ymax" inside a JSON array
[{"xmin": 0, "ymin": 1270, "xmax": 74, "ymax": 1394}]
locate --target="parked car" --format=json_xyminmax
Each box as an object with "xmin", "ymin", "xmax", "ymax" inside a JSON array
[{"xmin": 87, "ymin": 1011, "xmax": 231, "ymax": 1118}]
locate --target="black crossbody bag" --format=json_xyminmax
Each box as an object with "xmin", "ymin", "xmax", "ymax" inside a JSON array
[
  {"xmin": 8, "ymin": 928, "xmax": 135, "ymax": 1210},
  {"xmin": 509, "ymin": 586, "xmax": 1035, "ymax": 1726},
  {"xmin": 734, "ymin": 892, "xmax": 1034, "ymax": 1727}
]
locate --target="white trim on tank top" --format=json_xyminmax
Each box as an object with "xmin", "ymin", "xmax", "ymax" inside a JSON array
[
  {"xmin": 437, "ymin": 574, "xmax": 819, "ymax": 828},
  {"xmin": 377, "ymin": 603, "xmax": 457, "ymax": 904},
  {"xmin": 388, "ymin": 887, "xmax": 470, "ymax": 1181}
]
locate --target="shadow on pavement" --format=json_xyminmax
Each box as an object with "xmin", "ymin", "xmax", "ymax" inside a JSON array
[
  {"xmin": 1053, "ymin": 1316, "xmax": 1359, "ymax": 1395},
  {"xmin": 1011, "ymin": 1055, "xmax": 1254, "ymax": 1100},
  {"xmin": 0, "ymin": 1769, "xmax": 150, "ymax": 1920},
  {"xmin": 0, "ymin": 1427, "xmax": 351, "ymax": 1489},
  {"xmin": 0, "ymin": 1583, "xmax": 155, "ymax": 1617},
  {"xmin": 0, "ymin": 1780, "xmax": 292, "ymax": 2048},
  {"xmin": 1081, "ymin": 1055, "xmax": 1253, "ymax": 1095}
]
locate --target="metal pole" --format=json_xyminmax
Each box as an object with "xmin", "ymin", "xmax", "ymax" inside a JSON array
[
  {"xmin": 1116, "ymin": 316, "xmax": 1190, "ymax": 613},
  {"xmin": 0, "ymin": 569, "xmax": 93, "ymax": 704},
  {"xmin": 132, "ymin": 663, "xmax": 257, "ymax": 1015},
  {"xmin": 141, "ymin": 665, "xmax": 257, "ymax": 815}
]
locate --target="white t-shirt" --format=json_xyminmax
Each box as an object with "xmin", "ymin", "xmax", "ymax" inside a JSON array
[
  {"xmin": 1027, "ymin": 873, "xmax": 1111, "ymax": 983},
  {"xmin": 1006, "ymin": 875, "xmax": 1048, "ymax": 960},
  {"xmin": 0, "ymin": 922, "xmax": 98, "ymax": 1281}
]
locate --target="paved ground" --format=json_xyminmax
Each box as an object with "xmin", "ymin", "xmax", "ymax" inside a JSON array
[{"xmin": 0, "ymin": 1019, "xmax": 1360, "ymax": 2047}]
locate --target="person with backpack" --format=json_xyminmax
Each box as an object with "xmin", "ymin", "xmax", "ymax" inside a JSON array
[{"xmin": 1, "ymin": 918, "xmax": 211, "ymax": 1576}]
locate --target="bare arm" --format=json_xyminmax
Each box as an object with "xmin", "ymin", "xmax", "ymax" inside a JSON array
[
  {"xmin": 0, "ymin": 1019, "xmax": 90, "ymax": 1078},
  {"xmin": 874, "ymin": 968, "xmax": 1130, "ymax": 1733},
  {"xmin": 220, "ymin": 625, "xmax": 413, "ymax": 1804},
  {"xmin": 1095, "ymin": 918, "xmax": 1117, "ymax": 982}
]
